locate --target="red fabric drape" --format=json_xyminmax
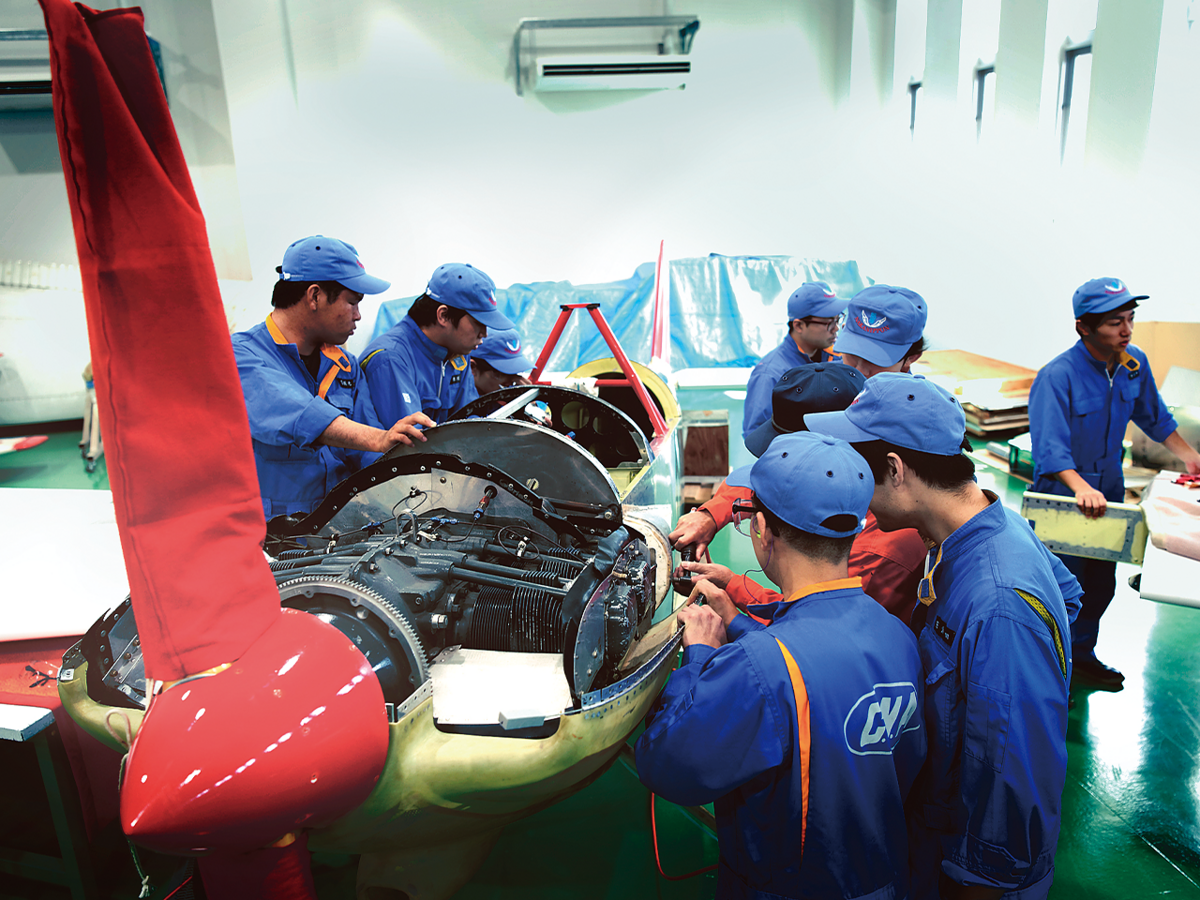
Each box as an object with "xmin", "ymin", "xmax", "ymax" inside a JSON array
[{"xmin": 38, "ymin": 0, "xmax": 279, "ymax": 681}]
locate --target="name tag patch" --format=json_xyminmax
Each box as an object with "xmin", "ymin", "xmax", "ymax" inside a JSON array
[
  {"xmin": 933, "ymin": 616, "xmax": 956, "ymax": 646},
  {"xmin": 337, "ymin": 378, "xmax": 355, "ymax": 389},
  {"xmin": 450, "ymin": 373, "xmax": 463, "ymax": 385}
]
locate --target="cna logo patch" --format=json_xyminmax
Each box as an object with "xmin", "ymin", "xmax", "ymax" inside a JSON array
[
  {"xmin": 488, "ymin": 291, "xmax": 498, "ymax": 307},
  {"xmin": 858, "ymin": 310, "xmax": 890, "ymax": 334},
  {"xmin": 356, "ymin": 258, "xmax": 365, "ymax": 269},
  {"xmin": 1104, "ymin": 280, "xmax": 1125, "ymax": 294},
  {"xmin": 844, "ymin": 682, "xmax": 920, "ymax": 756},
  {"xmin": 505, "ymin": 339, "xmax": 522, "ymax": 354},
  {"xmin": 822, "ymin": 286, "xmax": 837, "ymax": 298}
]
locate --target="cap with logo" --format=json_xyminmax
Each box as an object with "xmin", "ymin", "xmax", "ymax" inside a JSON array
[
  {"xmin": 833, "ymin": 284, "xmax": 928, "ymax": 368},
  {"xmin": 472, "ymin": 328, "xmax": 533, "ymax": 374},
  {"xmin": 787, "ymin": 281, "xmax": 848, "ymax": 321},
  {"xmin": 726, "ymin": 431, "xmax": 872, "ymax": 537},
  {"xmin": 427, "ymin": 263, "xmax": 514, "ymax": 332},
  {"xmin": 744, "ymin": 363, "xmax": 866, "ymax": 458},
  {"xmin": 804, "ymin": 372, "xmax": 966, "ymax": 457},
  {"xmin": 279, "ymin": 235, "xmax": 391, "ymax": 295},
  {"xmin": 1072, "ymin": 277, "xmax": 1148, "ymax": 318}
]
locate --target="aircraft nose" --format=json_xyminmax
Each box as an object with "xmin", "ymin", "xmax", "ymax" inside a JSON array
[{"xmin": 120, "ymin": 608, "xmax": 389, "ymax": 853}]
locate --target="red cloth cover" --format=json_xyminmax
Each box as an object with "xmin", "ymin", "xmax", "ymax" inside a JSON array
[{"xmin": 38, "ymin": 0, "xmax": 279, "ymax": 680}]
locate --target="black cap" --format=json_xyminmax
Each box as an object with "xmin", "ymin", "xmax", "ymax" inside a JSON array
[{"xmin": 744, "ymin": 363, "xmax": 866, "ymax": 458}]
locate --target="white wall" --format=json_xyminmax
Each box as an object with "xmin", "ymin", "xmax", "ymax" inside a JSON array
[{"xmin": 1, "ymin": 0, "xmax": 1197, "ymax": 422}]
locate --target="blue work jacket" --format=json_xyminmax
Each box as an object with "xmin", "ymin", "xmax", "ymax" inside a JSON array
[
  {"xmin": 232, "ymin": 317, "xmax": 381, "ymax": 518},
  {"xmin": 743, "ymin": 337, "xmax": 839, "ymax": 439},
  {"xmin": 909, "ymin": 495, "xmax": 1073, "ymax": 900},
  {"xmin": 1029, "ymin": 341, "xmax": 1176, "ymax": 502},
  {"xmin": 360, "ymin": 316, "xmax": 479, "ymax": 426},
  {"xmin": 637, "ymin": 578, "xmax": 926, "ymax": 900}
]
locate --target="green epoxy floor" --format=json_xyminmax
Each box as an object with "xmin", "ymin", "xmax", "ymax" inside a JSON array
[{"xmin": 2, "ymin": 433, "xmax": 1199, "ymax": 898}]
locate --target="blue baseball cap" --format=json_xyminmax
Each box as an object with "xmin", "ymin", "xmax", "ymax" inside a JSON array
[
  {"xmin": 787, "ymin": 282, "xmax": 847, "ymax": 321},
  {"xmin": 427, "ymin": 263, "xmax": 515, "ymax": 332},
  {"xmin": 804, "ymin": 372, "xmax": 966, "ymax": 456},
  {"xmin": 472, "ymin": 328, "xmax": 533, "ymax": 375},
  {"xmin": 279, "ymin": 236, "xmax": 391, "ymax": 295},
  {"xmin": 727, "ymin": 432, "xmax": 872, "ymax": 537},
  {"xmin": 1072, "ymin": 277, "xmax": 1148, "ymax": 318},
  {"xmin": 833, "ymin": 284, "xmax": 928, "ymax": 367},
  {"xmin": 744, "ymin": 363, "xmax": 865, "ymax": 458}
]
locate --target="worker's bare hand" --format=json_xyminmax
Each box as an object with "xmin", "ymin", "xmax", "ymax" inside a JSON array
[
  {"xmin": 677, "ymin": 602, "xmax": 727, "ymax": 649},
  {"xmin": 669, "ymin": 509, "xmax": 717, "ymax": 559},
  {"xmin": 676, "ymin": 560, "xmax": 734, "ymax": 590},
  {"xmin": 685, "ymin": 578, "xmax": 739, "ymax": 627},
  {"xmin": 1074, "ymin": 485, "xmax": 1107, "ymax": 518},
  {"xmin": 379, "ymin": 412, "xmax": 436, "ymax": 452}
]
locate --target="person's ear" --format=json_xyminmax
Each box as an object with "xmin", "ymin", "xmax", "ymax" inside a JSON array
[
  {"xmin": 436, "ymin": 304, "xmax": 452, "ymax": 327},
  {"xmin": 886, "ymin": 452, "xmax": 904, "ymax": 485},
  {"xmin": 901, "ymin": 350, "xmax": 923, "ymax": 372},
  {"xmin": 305, "ymin": 283, "xmax": 322, "ymax": 310},
  {"xmin": 1074, "ymin": 319, "xmax": 1090, "ymax": 339}
]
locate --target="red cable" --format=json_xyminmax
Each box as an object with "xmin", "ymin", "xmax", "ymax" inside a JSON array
[
  {"xmin": 649, "ymin": 792, "xmax": 718, "ymax": 881},
  {"xmin": 161, "ymin": 875, "xmax": 193, "ymax": 900}
]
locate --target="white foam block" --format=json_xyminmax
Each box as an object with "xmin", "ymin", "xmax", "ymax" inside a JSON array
[
  {"xmin": 430, "ymin": 648, "xmax": 571, "ymax": 726},
  {"xmin": 0, "ymin": 488, "xmax": 128, "ymax": 640}
]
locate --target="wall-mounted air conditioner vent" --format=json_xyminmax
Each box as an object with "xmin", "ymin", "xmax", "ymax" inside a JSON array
[
  {"xmin": 513, "ymin": 15, "xmax": 699, "ymax": 96},
  {"xmin": 0, "ymin": 28, "xmax": 52, "ymax": 111},
  {"xmin": 534, "ymin": 55, "xmax": 691, "ymax": 92}
]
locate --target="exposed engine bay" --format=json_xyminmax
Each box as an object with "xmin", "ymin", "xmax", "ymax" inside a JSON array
[{"xmin": 71, "ymin": 385, "xmax": 679, "ymax": 738}]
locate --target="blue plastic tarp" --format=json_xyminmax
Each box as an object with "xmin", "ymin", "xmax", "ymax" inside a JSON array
[{"xmin": 369, "ymin": 255, "xmax": 869, "ymax": 372}]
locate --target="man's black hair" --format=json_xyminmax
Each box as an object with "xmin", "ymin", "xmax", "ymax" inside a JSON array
[
  {"xmin": 408, "ymin": 293, "xmax": 471, "ymax": 329},
  {"xmin": 904, "ymin": 337, "xmax": 928, "ymax": 361},
  {"xmin": 1077, "ymin": 299, "xmax": 1137, "ymax": 334},
  {"xmin": 271, "ymin": 278, "xmax": 345, "ymax": 309},
  {"xmin": 852, "ymin": 439, "xmax": 976, "ymax": 491},
  {"xmin": 470, "ymin": 356, "xmax": 497, "ymax": 374},
  {"xmin": 756, "ymin": 498, "xmax": 857, "ymax": 565}
]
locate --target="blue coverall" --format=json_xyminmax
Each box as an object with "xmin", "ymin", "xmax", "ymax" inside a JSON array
[
  {"xmin": 908, "ymin": 495, "xmax": 1074, "ymax": 900},
  {"xmin": 1028, "ymin": 341, "xmax": 1177, "ymax": 653},
  {"xmin": 637, "ymin": 578, "xmax": 926, "ymax": 900},
  {"xmin": 360, "ymin": 316, "xmax": 479, "ymax": 426},
  {"xmin": 233, "ymin": 317, "xmax": 382, "ymax": 518},
  {"xmin": 742, "ymin": 337, "xmax": 838, "ymax": 439}
]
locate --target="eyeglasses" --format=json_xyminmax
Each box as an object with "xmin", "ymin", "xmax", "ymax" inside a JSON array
[
  {"xmin": 732, "ymin": 499, "xmax": 761, "ymax": 537},
  {"xmin": 802, "ymin": 313, "xmax": 846, "ymax": 330}
]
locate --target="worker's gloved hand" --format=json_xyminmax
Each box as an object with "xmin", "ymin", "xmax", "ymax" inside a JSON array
[
  {"xmin": 1074, "ymin": 485, "xmax": 1107, "ymax": 518},
  {"xmin": 669, "ymin": 509, "xmax": 717, "ymax": 559}
]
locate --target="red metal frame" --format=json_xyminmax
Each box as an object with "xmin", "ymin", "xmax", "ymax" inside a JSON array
[{"xmin": 529, "ymin": 303, "xmax": 669, "ymax": 439}]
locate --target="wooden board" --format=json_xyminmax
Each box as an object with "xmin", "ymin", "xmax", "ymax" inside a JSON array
[{"xmin": 912, "ymin": 349, "xmax": 1038, "ymax": 396}]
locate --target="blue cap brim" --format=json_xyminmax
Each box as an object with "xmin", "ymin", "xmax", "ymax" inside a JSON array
[
  {"xmin": 477, "ymin": 354, "xmax": 532, "ymax": 374},
  {"xmin": 832, "ymin": 330, "xmax": 907, "ymax": 367},
  {"xmin": 339, "ymin": 272, "xmax": 392, "ymax": 295},
  {"xmin": 803, "ymin": 409, "xmax": 877, "ymax": 444},
  {"xmin": 1078, "ymin": 293, "xmax": 1148, "ymax": 317},
  {"xmin": 726, "ymin": 464, "xmax": 753, "ymax": 490},
  {"xmin": 468, "ymin": 308, "xmax": 516, "ymax": 332},
  {"xmin": 807, "ymin": 296, "xmax": 849, "ymax": 318}
]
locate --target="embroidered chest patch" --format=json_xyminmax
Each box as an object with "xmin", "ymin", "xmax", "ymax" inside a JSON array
[
  {"xmin": 337, "ymin": 378, "xmax": 355, "ymax": 389},
  {"xmin": 933, "ymin": 616, "xmax": 956, "ymax": 646}
]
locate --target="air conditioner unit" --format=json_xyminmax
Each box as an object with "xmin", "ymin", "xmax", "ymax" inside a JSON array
[
  {"xmin": 0, "ymin": 28, "xmax": 52, "ymax": 111},
  {"xmin": 534, "ymin": 54, "xmax": 690, "ymax": 92}
]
